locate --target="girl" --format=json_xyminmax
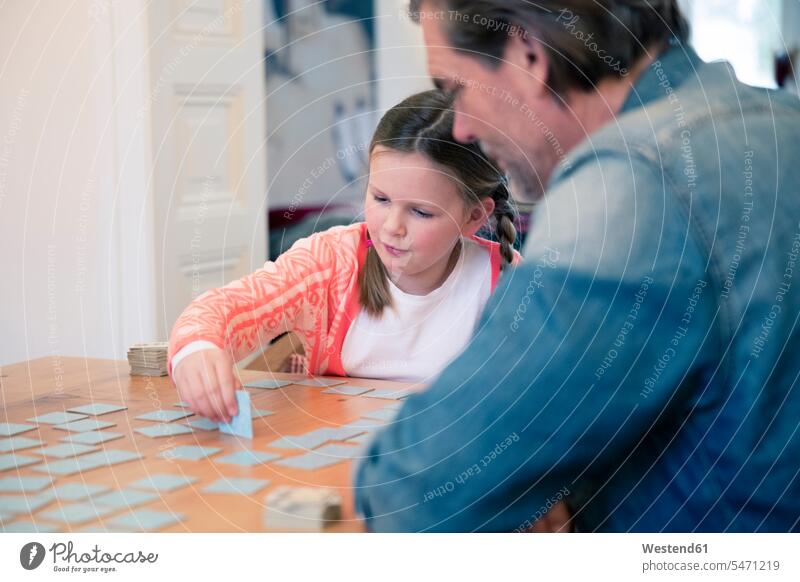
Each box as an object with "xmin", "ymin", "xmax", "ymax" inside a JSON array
[{"xmin": 169, "ymin": 90, "xmax": 520, "ymax": 422}]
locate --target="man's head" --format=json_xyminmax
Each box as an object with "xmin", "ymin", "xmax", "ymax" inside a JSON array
[{"xmin": 410, "ymin": 0, "xmax": 689, "ymax": 200}]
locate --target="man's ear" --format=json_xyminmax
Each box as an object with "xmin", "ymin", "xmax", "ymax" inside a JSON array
[
  {"xmin": 503, "ymin": 25, "xmax": 550, "ymax": 99},
  {"xmin": 463, "ymin": 197, "xmax": 496, "ymax": 236}
]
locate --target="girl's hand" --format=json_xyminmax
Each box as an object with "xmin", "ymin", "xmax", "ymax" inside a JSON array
[{"xmin": 172, "ymin": 348, "xmax": 240, "ymax": 423}]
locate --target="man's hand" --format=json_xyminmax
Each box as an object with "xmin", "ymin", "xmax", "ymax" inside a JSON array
[{"xmin": 172, "ymin": 348, "xmax": 240, "ymax": 423}]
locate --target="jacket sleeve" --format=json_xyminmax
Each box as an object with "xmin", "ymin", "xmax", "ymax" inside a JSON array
[
  {"xmin": 353, "ymin": 154, "xmax": 717, "ymax": 531},
  {"xmin": 168, "ymin": 232, "xmax": 335, "ymax": 371}
]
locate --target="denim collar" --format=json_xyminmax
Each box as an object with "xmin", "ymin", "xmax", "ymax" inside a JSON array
[{"xmin": 620, "ymin": 39, "xmax": 704, "ymax": 114}]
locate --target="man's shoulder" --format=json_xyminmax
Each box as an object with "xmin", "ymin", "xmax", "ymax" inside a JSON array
[{"xmin": 560, "ymin": 60, "xmax": 800, "ymax": 180}]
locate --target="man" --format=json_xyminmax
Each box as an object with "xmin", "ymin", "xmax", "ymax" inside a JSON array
[{"xmin": 354, "ymin": 0, "xmax": 800, "ymax": 531}]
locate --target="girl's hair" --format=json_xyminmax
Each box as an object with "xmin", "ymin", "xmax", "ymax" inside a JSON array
[{"xmin": 360, "ymin": 89, "xmax": 516, "ymax": 317}]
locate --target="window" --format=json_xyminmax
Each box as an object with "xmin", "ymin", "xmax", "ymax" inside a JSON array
[{"xmin": 684, "ymin": 0, "xmax": 783, "ymax": 88}]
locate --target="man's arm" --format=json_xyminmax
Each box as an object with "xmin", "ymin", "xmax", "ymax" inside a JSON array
[{"xmin": 353, "ymin": 154, "xmax": 718, "ymax": 531}]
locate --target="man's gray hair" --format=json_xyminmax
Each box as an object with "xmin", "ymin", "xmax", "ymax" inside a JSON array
[{"xmin": 409, "ymin": 0, "xmax": 689, "ymax": 96}]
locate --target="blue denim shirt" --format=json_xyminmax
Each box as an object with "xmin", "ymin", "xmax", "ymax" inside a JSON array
[{"xmin": 353, "ymin": 42, "xmax": 800, "ymax": 532}]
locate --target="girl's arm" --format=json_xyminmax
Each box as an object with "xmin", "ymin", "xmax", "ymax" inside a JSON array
[
  {"xmin": 168, "ymin": 232, "xmax": 333, "ymax": 369},
  {"xmin": 168, "ymin": 232, "xmax": 334, "ymax": 421}
]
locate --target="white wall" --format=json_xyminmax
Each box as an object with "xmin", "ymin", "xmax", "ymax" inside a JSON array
[
  {"xmin": 375, "ymin": 0, "xmax": 433, "ymax": 114},
  {"xmin": 0, "ymin": 0, "xmax": 433, "ymax": 367},
  {"xmin": 0, "ymin": 1, "xmax": 155, "ymax": 367}
]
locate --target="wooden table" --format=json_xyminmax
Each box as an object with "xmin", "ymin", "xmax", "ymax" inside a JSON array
[{"xmin": 1, "ymin": 357, "xmax": 415, "ymax": 532}]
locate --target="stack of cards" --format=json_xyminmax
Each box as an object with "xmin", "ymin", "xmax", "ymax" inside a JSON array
[
  {"xmin": 127, "ymin": 342, "xmax": 168, "ymax": 376},
  {"xmin": 263, "ymin": 486, "xmax": 342, "ymax": 531}
]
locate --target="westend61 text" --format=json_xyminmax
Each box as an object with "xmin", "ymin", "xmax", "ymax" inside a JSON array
[{"xmin": 642, "ymin": 543, "xmax": 708, "ymax": 554}]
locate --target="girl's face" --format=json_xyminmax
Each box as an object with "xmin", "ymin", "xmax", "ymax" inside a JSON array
[{"xmin": 365, "ymin": 147, "xmax": 493, "ymax": 295}]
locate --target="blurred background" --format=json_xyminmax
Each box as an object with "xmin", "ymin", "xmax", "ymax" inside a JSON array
[{"xmin": 1, "ymin": 0, "xmax": 798, "ymax": 367}]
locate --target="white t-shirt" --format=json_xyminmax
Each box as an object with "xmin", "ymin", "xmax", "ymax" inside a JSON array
[{"xmin": 340, "ymin": 237, "xmax": 492, "ymax": 383}]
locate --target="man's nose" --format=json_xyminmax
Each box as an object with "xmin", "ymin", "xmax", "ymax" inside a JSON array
[{"xmin": 452, "ymin": 109, "xmax": 476, "ymax": 143}]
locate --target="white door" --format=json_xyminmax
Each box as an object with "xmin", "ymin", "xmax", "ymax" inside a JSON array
[{"xmin": 147, "ymin": 0, "xmax": 267, "ymax": 339}]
